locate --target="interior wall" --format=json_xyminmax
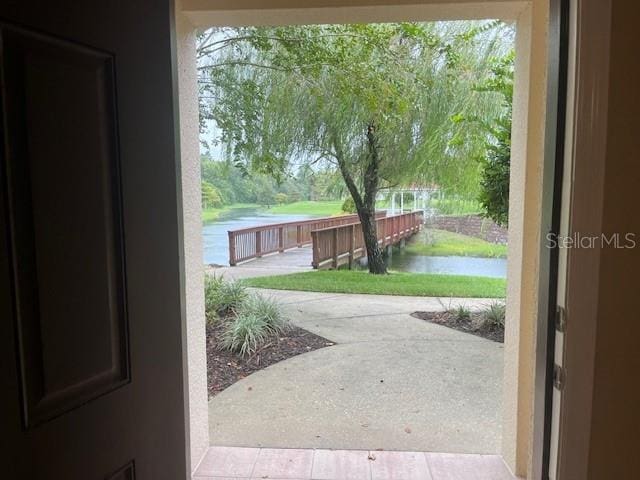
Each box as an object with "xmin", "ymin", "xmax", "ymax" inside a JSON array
[
  {"xmin": 174, "ymin": 0, "xmax": 210, "ymax": 472},
  {"xmin": 586, "ymin": 1, "xmax": 640, "ymax": 477}
]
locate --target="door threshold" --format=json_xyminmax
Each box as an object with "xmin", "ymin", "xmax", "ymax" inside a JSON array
[{"xmin": 193, "ymin": 446, "xmax": 519, "ymax": 479}]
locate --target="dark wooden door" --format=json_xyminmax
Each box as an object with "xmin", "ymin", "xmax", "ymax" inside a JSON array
[{"xmin": 0, "ymin": 1, "xmax": 188, "ymax": 479}]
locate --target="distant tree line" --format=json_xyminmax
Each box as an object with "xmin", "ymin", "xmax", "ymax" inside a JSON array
[{"xmin": 201, "ymin": 156, "xmax": 344, "ymax": 208}]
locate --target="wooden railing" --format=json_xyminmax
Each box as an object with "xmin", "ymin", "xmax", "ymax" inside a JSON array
[
  {"xmin": 311, "ymin": 211, "xmax": 423, "ymax": 270},
  {"xmin": 228, "ymin": 212, "xmax": 386, "ymax": 265}
]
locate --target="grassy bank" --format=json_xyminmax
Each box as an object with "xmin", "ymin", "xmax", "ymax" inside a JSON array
[
  {"xmin": 269, "ymin": 200, "xmax": 343, "ymax": 216},
  {"xmin": 406, "ymin": 229, "xmax": 507, "ymax": 258},
  {"xmin": 202, "ymin": 203, "xmax": 260, "ymax": 223},
  {"xmin": 244, "ymin": 270, "xmax": 506, "ymax": 298},
  {"xmin": 202, "ymin": 200, "xmax": 344, "ymax": 222}
]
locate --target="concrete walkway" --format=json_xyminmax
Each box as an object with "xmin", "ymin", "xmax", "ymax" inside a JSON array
[{"xmin": 208, "ymin": 289, "xmax": 503, "ymax": 454}]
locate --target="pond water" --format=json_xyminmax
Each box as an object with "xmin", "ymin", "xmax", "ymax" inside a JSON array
[
  {"xmin": 384, "ymin": 249, "xmax": 507, "ymax": 278},
  {"xmin": 203, "ymin": 208, "xmax": 507, "ymax": 278},
  {"xmin": 203, "ymin": 207, "xmax": 318, "ymax": 265}
]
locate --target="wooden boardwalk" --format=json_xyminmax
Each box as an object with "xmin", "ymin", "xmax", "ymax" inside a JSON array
[
  {"xmin": 226, "ymin": 211, "xmax": 423, "ymax": 271},
  {"xmin": 311, "ymin": 211, "xmax": 422, "ymax": 269}
]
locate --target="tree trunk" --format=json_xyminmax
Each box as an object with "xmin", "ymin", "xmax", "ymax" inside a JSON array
[
  {"xmin": 357, "ymin": 206, "xmax": 387, "ymax": 274},
  {"xmin": 332, "ymin": 124, "xmax": 387, "ymax": 274}
]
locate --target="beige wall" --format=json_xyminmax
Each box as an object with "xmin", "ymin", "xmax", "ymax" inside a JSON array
[
  {"xmin": 176, "ymin": 1, "xmax": 550, "ymax": 476},
  {"xmin": 175, "ymin": 1, "xmax": 210, "ymax": 472},
  {"xmin": 182, "ymin": 0, "xmax": 527, "ymax": 26},
  {"xmin": 503, "ymin": 0, "xmax": 549, "ymax": 477}
]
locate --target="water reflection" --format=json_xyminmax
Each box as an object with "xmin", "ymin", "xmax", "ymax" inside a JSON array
[{"xmin": 385, "ymin": 248, "xmax": 507, "ymax": 278}]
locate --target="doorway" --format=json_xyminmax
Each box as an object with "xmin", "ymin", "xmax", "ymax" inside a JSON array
[{"xmin": 175, "ymin": 1, "xmax": 560, "ymax": 478}]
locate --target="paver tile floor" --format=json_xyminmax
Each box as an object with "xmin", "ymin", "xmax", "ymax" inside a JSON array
[{"xmin": 193, "ymin": 446, "xmax": 517, "ymax": 480}]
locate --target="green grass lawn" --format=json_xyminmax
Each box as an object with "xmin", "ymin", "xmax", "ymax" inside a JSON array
[
  {"xmin": 406, "ymin": 229, "xmax": 507, "ymax": 258},
  {"xmin": 244, "ymin": 270, "xmax": 506, "ymax": 298},
  {"xmin": 269, "ymin": 200, "xmax": 343, "ymax": 216},
  {"xmin": 202, "ymin": 203, "xmax": 260, "ymax": 223}
]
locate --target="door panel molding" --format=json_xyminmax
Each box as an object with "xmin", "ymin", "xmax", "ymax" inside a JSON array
[
  {"xmin": 0, "ymin": 24, "xmax": 130, "ymax": 428},
  {"xmin": 106, "ymin": 461, "xmax": 136, "ymax": 480}
]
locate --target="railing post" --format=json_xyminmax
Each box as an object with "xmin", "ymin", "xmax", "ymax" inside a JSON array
[
  {"xmin": 332, "ymin": 228, "xmax": 338, "ymax": 269},
  {"xmin": 255, "ymin": 230, "xmax": 262, "ymax": 258},
  {"xmin": 278, "ymin": 226, "xmax": 285, "ymax": 252},
  {"xmin": 311, "ymin": 230, "xmax": 319, "ymax": 268},
  {"xmin": 296, "ymin": 225, "xmax": 302, "ymax": 247},
  {"xmin": 348, "ymin": 224, "xmax": 355, "ymax": 269},
  {"xmin": 228, "ymin": 231, "xmax": 237, "ymax": 266},
  {"xmin": 382, "ymin": 217, "xmax": 393, "ymax": 245}
]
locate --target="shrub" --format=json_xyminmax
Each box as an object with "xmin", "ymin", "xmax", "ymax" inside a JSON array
[
  {"xmin": 452, "ymin": 304, "xmax": 471, "ymax": 322},
  {"xmin": 482, "ymin": 301, "xmax": 506, "ymax": 329},
  {"xmin": 220, "ymin": 312, "xmax": 269, "ymax": 356},
  {"xmin": 240, "ymin": 293, "xmax": 289, "ymax": 334},
  {"xmin": 217, "ymin": 279, "xmax": 248, "ymax": 313},
  {"xmin": 289, "ymin": 191, "xmax": 302, "ymax": 202},
  {"xmin": 201, "ymin": 181, "xmax": 224, "ymax": 209},
  {"xmin": 207, "ymin": 281, "xmax": 288, "ymax": 356},
  {"xmin": 204, "ymin": 275, "xmax": 248, "ymax": 320},
  {"xmin": 275, "ymin": 192, "xmax": 288, "ymax": 205},
  {"xmin": 341, "ymin": 197, "xmax": 356, "ymax": 213},
  {"xmin": 476, "ymin": 52, "xmax": 514, "ymax": 228},
  {"xmin": 204, "ymin": 275, "xmax": 225, "ymax": 323}
]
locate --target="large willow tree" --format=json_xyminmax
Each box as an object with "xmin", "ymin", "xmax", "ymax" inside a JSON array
[{"xmin": 198, "ymin": 22, "xmax": 512, "ymax": 273}]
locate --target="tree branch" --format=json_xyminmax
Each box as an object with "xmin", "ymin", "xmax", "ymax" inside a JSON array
[
  {"xmin": 363, "ymin": 123, "xmax": 380, "ymax": 210},
  {"xmin": 197, "ymin": 32, "xmax": 373, "ymax": 54},
  {"xmin": 197, "ymin": 61, "xmax": 290, "ymax": 72},
  {"xmin": 332, "ymin": 135, "xmax": 364, "ymax": 210}
]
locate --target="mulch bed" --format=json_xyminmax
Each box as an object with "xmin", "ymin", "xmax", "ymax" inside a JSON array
[
  {"xmin": 428, "ymin": 215, "xmax": 508, "ymax": 244},
  {"xmin": 206, "ymin": 322, "xmax": 334, "ymax": 397},
  {"xmin": 411, "ymin": 310, "xmax": 504, "ymax": 343}
]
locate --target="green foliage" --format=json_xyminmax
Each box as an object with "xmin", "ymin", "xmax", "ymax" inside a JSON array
[
  {"xmin": 201, "ymin": 181, "xmax": 224, "ymax": 209},
  {"xmin": 451, "ymin": 304, "xmax": 471, "ymax": 322},
  {"xmin": 478, "ymin": 139, "xmax": 510, "ymax": 226},
  {"xmin": 240, "ymin": 293, "xmax": 289, "ymax": 334},
  {"xmin": 341, "ymin": 197, "xmax": 356, "ymax": 214},
  {"xmin": 219, "ymin": 312, "xmax": 269, "ymax": 356},
  {"xmin": 219, "ymin": 292, "xmax": 289, "ymax": 356},
  {"xmin": 474, "ymin": 51, "xmax": 514, "ymax": 227},
  {"xmin": 430, "ymin": 197, "xmax": 482, "ymax": 216},
  {"xmin": 204, "ymin": 275, "xmax": 225, "ymax": 323},
  {"xmin": 275, "ymin": 192, "xmax": 288, "ymax": 204},
  {"xmin": 204, "ymin": 275, "xmax": 248, "ymax": 319},
  {"xmin": 201, "ymin": 157, "xmax": 313, "ymax": 207},
  {"xmin": 482, "ymin": 301, "xmax": 506, "ymax": 328},
  {"xmin": 289, "ymin": 191, "xmax": 302, "ymax": 202},
  {"xmin": 205, "ymin": 276, "xmax": 289, "ymax": 356}
]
